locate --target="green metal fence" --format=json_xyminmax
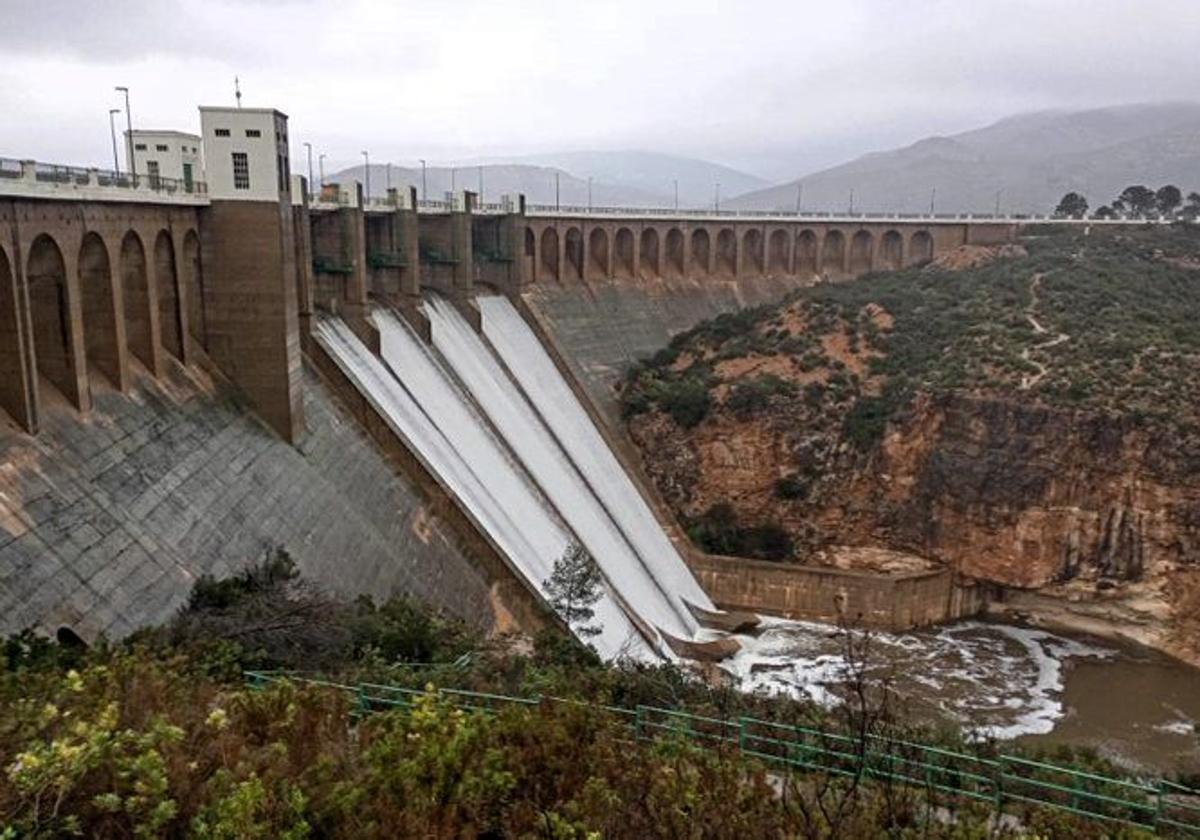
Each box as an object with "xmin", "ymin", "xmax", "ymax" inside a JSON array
[{"xmin": 244, "ymin": 671, "xmax": 1200, "ymax": 835}]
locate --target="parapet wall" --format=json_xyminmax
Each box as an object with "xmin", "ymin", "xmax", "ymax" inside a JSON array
[{"xmin": 690, "ymin": 553, "xmax": 985, "ymax": 630}]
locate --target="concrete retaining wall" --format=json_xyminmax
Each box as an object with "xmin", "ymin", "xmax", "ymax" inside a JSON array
[{"xmin": 690, "ymin": 553, "xmax": 985, "ymax": 630}]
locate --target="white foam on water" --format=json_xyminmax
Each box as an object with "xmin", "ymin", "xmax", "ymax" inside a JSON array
[
  {"xmin": 425, "ymin": 296, "xmax": 702, "ymax": 644},
  {"xmin": 314, "ymin": 313, "xmax": 654, "ymax": 661},
  {"xmin": 724, "ymin": 618, "xmax": 1112, "ymax": 739}
]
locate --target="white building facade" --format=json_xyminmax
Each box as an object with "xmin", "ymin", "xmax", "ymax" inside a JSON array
[
  {"xmin": 127, "ymin": 130, "xmax": 202, "ymax": 191},
  {"xmin": 198, "ymin": 107, "xmax": 290, "ymax": 202}
]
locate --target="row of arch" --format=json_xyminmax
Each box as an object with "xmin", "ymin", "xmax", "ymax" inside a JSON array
[
  {"xmin": 0, "ymin": 226, "xmax": 204, "ymax": 431},
  {"xmin": 524, "ymin": 225, "xmax": 935, "ymax": 283}
]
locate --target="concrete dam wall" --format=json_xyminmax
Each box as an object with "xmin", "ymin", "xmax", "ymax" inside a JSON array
[
  {"xmin": 0, "ymin": 360, "xmax": 511, "ymax": 642},
  {"xmin": 524, "ymin": 274, "xmax": 805, "ymax": 422}
]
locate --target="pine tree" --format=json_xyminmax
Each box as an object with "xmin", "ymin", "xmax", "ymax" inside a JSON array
[{"xmin": 544, "ymin": 541, "xmax": 604, "ymax": 638}]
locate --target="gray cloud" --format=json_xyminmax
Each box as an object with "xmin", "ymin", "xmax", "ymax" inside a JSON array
[{"xmin": 1, "ymin": 0, "xmax": 1197, "ymax": 180}]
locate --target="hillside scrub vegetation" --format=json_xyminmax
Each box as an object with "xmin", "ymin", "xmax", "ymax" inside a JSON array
[
  {"xmin": 0, "ymin": 557, "xmax": 1179, "ymax": 839},
  {"xmin": 620, "ymin": 225, "xmax": 1200, "ymax": 566}
]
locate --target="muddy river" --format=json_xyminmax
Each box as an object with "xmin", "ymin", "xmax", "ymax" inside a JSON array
[{"xmin": 724, "ymin": 618, "xmax": 1200, "ymax": 774}]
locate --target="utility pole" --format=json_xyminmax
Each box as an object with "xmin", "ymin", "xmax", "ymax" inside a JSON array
[
  {"xmin": 114, "ymin": 86, "xmax": 133, "ymax": 176},
  {"xmin": 555, "ymin": 172, "xmax": 560, "ymax": 211},
  {"xmin": 108, "ymin": 108, "xmax": 122, "ymax": 175},
  {"xmin": 303, "ymin": 142, "xmax": 313, "ymax": 200},
  {"xmin": 419, "ymin": 159, "xmax": 427, "ymax": 200},
  {"xmin": 361, "ymin": 150, "xmax": 370, "ymax": 202}
]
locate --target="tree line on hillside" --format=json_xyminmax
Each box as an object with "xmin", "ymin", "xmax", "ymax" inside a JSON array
[{"xmin": 1054, "ymin": 185, "xmax": 1200, "ymax": 220}]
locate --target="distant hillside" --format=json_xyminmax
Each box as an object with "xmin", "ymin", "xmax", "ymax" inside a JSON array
[
  {"xmin": 729, "ymin": 102, "xmax": 1200, "ymax": 215},
  {"xmin": 501, "ymin": 150, "xmax": 770, "ymax": 208},
  {"xmin": 331, "ymin": 151, "xmax": 767, "ymax": 209}
]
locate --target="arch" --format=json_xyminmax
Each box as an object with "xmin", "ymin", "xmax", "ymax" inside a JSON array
[
  {"xmin": 909, "ymin": 230, "xmax": 934, "ymax": 265},
  {"xmin": 587, "ymin": 227, "xmax": 609, "ymax": 279},
  {"xmin": 742, "ymin": 229, "xmax": 765, "ymax": 276},
  {"xmin": 614, "ymin": 228, "xmax": 635, "ymax": 279},
  {"xmin": 690, "ymin": 229, "xmax": 711, "ymax": 277},
  {"xmin": 821, "ymin": 230, "xmax": 845, "ymax": 273},
  {"xmin": 849, "ymin": 230, "xmax": 873, "ymax": 274},
  {"xmin": 540, "ymin": 227, "xmax": 559, "ymax": 282},
  {"xmin": 182, "ymin": 230, "xmax": 206, "ymax": 350},
  {"xmin": 795, "ymin": 230, "xmax": 818, "ymax": 275},
  {"xmin": 121, "ymin": 231, "xmax": 154, "ymax": 371},
  {"xmin": 767, "ymin": 229, "xmax": 789, "ymax": 274},
  {"xmin": 664, "ymin": 228, "xmax": 685, "ymax": 280},
  {"xmin": 638, "ymin": 228, "xmax": 659, "ymax": 280},
  {"xmin": 0, "ymin": 244, "xmax": 26, "ymax": 426},
  {"xmin": 27, "ymin": 234, "xmax": 77, "ymax": 404},
  {"xmin": 716, "ymin": 229, "xmax": 737, "ymax": 278},
  {"xmin": 564, "ymin": 227, "xmax": 583, "ymax": 281},
  {"xmin": 78, "ymin": 232, "xmax": 124, "ymax": 390},
  {"xmin": 154, "ymin": 231, "xmax": 183, "ymax": 361},
  {"xmin": 524, "ymin": 226, "xmax": 537, "ymax": 282},
  {"xmin": 880, "ymin": 230, "xmax": 903, "ymax": 270}
]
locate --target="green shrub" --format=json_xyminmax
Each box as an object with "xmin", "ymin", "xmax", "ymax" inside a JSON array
[{"xmin": 658, "ymin": 377, "xmax": 711, "ymax": 428}]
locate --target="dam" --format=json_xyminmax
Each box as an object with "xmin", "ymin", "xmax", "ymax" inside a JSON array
[{"xmin": 0, "ymin": 103, "xmax": 1027, "ymax": 652}]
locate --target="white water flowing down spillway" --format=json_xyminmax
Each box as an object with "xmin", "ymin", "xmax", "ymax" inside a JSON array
[
  {"xmin": 313, "ymin": 314, "xmax": 655, "ymax": 660},
  {"xmin": 476, "ymin": 296, "xmax": 715, "ymax": 619},
  {"xmin": 424, "ymin": 297, "xmax": 712, "ymax": 644}
]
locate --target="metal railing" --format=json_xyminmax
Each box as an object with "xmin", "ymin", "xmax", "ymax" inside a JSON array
[
  {"xmin": 244, "ymin": 671, "xmax": 1200, "ymax": 835},
  {"xmin": 0, "ymin": 156, "xmax": 207, "ymax": 198},
  {"xmin": 522, "ymin": 203, "xmax": 1189, "ymax": 224}
]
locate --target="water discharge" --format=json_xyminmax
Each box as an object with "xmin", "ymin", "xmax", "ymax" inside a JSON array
[
  {"xmin": 314, "ymin": 313, "xmax": 653, "ymax": 660},
  {"xmin": 478, "ymin": 295, "xmax": 715, "ymax": 618},
  {"xmin": 425, "ymin": 296, "xmax": 707, "ymax": 644}
]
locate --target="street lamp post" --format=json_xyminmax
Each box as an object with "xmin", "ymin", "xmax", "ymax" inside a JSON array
[
  {"xmin": 419, "ymin": 159, "xmax": 427, "ymax": 200},
  {"xmin": 303, "ymin": 143, "xmax": 313, "ymax": 200},
  {"xmin": 386, "ymin": 162, "xmax": 392, "ymax": 194},
  {"xmin": 673, "ymin": 179, "xmax": 679, "ymax": 211},
  {"xmin": 478, "ymin": 165, "xmax": 484, "ymax": 203},
  {"xmin": 795, "ymin": 183, "xmax": 804, "ymax": 214},
  {"xmin": 715, "ymin": 182, "xmax": 721, "ymax": 212},
  {"xmin": 849, "ymin": 189, "xmax": 855, "ymax": 215},
  {"xmin": 318, "ymin": 154, "xmax": 325, "ymax": 188},
  {"xmin": 587, "ymin": 176, "xmax": 592, "ymax": 211},
  {"xmin": 929, "ymin": 188, "xmax": 936, "ymax": 216},
  {"xmin": 114, "ymin": 86, "xmax": 133, "ymax": 177},
  {"xmin": 361, "ymin": 151, "xmax": 370, "ymax": 203},
  {"xmin": 554, "ymin": 172, "xmax": 560, "ymax": 211},
  {"xmin": 108, "ymin": 109, "xmax": 122, "ymax": 175}
]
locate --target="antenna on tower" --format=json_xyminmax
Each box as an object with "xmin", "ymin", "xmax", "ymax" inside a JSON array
[{"xmin": 234, "ymin": 76, "xmax": 242, "ymax": 108}]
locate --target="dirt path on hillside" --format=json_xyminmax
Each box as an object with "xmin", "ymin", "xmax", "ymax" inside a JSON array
[{"xmin": 1020, "ymin": 273, "xmax": 1070, "ymax": 390}]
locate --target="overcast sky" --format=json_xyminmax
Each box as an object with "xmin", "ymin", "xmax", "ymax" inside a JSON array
[{"xmin": 2, "ymin": 0, "xmax": 1198, "ymax": 180}]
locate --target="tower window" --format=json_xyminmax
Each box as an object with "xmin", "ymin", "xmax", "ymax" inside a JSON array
[
  {"xmin": 155, "ymin": 143, "xmax": 168, "ymax": 151},
  {"xmin": 134, "ymin": 143, "xmax": 147, "ymax": 150},
  {"xmin": 214, "ymin": 128, "xmax": 231, "ymax": 137},
  {"xmin": 232, "ymin": 152, "xmax": 250, "ymax": 190},
  {"xmin": 246, "ymin": 129, "xmax": 262, "ymax": 138}
]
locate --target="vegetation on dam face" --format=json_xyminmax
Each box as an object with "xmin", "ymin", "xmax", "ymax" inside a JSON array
[
  {"xmin": 3, "ymin": 556, "xmax": 1196, "ymax": 839},
  {"xmin": 620, "ymin": 226, "xmax": 1200, "ymax": 663}
]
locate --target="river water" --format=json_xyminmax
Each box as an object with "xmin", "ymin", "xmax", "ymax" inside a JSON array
[{"xmin": 724, "ymin": 618, "xmax": 1200, "ymax": 774}]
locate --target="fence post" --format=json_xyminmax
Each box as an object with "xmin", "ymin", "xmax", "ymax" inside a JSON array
[{"xmin": 1154, "ymin": 781, "xmax": 1163, "ymax": 832}]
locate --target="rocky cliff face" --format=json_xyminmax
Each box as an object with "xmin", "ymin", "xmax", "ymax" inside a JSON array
[{"xmin": 622, "ymin": 228, "xmax": 1200, "ymax": 664}]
